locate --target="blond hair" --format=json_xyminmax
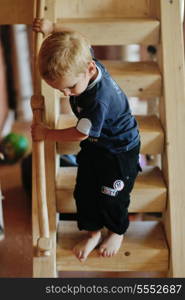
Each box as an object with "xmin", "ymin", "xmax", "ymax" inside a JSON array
[{"xmin": 38, "ymin": 31, "xmax": 92, "ymax": 81}]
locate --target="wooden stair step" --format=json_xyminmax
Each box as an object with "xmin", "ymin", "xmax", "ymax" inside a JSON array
[
  {"xmin": 56, "ymin": 166, "xmax": 167, "ymax": 213},
  {"xmin": 102, "ymin": 61, "xmax": 161, "ymax": 98},
  {"xmin": 137, "ymin": 115, "xmax": 164, "ymax": 154},
  {"xmin": 57, "ymin": 61, "xmax": 161, "ymax": 98},
  {"xmin": 56, "ymin": 221, "xmax": 169, "ymax": 272},
  {"xmin": 57, "ymin": 18, "xmax": 160, "ymax": 45},
  {"xmin": 55, "ymin": 0, "xmax": 157, "ymax": 20},
  {"xmin": 56, "ymin": 114, "xmax": 80, "ymax": 155},
  {"xmin": 56, "ymin": 114, "xmax": 164, "ymax": 155},
  {"xmin": 56, "ymin": 61, "xmax": 161, "ymax": 98}
]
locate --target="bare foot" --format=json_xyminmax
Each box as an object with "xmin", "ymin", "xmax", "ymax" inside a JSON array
[
  {"xmin": 99, "ymin": 231, "xmax": 124, "ymax": 257},
  {"xmin": 73, "ymin": 230, "xmax": 101, "ymax": 262}
]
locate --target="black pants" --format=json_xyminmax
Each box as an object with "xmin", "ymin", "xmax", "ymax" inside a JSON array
[{"xmin": 73, "ymin": 142, "xmax": 141, "ymax": 235}]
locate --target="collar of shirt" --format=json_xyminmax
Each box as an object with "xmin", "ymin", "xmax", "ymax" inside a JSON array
[{"xmin": 86, "ymin": 64, "xmax": 102, "ymax": 91}]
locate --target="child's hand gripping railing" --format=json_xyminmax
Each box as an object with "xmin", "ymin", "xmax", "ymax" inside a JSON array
[{"xmin": 31, "ymin": 0, "xmax": 51, "ymax": 256}]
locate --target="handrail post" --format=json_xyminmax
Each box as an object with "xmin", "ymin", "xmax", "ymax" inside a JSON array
[{"xmin": 31, "ymin": 0, "xmax": 51, "ymax": 256}]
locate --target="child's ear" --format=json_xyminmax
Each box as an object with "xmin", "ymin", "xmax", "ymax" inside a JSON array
[{"xmin": 87, "ymin": 60, "xmax": 96, "ymax": 75}]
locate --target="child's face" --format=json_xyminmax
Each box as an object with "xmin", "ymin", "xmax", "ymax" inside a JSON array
[{"xmin": 45, "ymin": 61, "xmax": 97, "ymax": 97}]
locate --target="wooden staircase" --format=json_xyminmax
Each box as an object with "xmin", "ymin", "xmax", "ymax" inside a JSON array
[{"xmin": 2, "ymin": 0, "xmax": 184, "ymax": 277}]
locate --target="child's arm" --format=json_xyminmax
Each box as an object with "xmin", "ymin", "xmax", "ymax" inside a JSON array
[
  {"xmin": 32, "ymin": 18, "xmax": 73, "ymax": 36},
  {"xmin": 31, "ymin": 123, "xmax": 88, "ymax": 142}
]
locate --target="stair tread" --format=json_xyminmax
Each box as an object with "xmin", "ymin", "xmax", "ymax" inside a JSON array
[
  {"xmin": 56, "ymin": 166, "xmax": 167, "ymax": 213},
  {"xmin": 136, "ymin": 115, "xmax": 163, "ymax": 133},
  {"xmin": 57, "ymin": 17, "xmax": 160, "ymax": 45},
  {"xmin": 56, "ymin": 114, "xmax": 164, "ymax": 155},
  {"xmin": 57, "ymin": 114, "xmax": 163, "ymax": 132},
  {"xmin": 57, "ymin": 114, "xmax": 163, "ymax": 133},
  {"xmin": 102, "ymin": 60, "xmax": 160, "ymax": 74},
  {"xmin": 56, "ymin": 221, "xmax": 169, "ymax": 271},
  {"xmin": 56, "ymin": 166, "xmax": 165, "ymax": 190},
  {"xmin": 59, "ymin": 17, "xmax": 159, "ymax": 23},
  {"xmin": 57, "ymin": 114, "xmax": 77, "ymax": 129},
  {"xmin": 102, "ymin": 61, "xmax": 161, "ymax": 97},
  {"xmin": 56, "ymin": 61, "xmax": 161, "ymax": 97}
]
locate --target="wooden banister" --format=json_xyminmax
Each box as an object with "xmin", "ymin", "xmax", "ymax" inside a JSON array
[{"xmin": 31, "ymin": 0, "xmax": 51, "ymax": 256}]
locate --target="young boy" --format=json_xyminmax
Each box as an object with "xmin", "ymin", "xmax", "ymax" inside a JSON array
[{"xmin": 32, "ymin": 18, "xmax": 141, "ymax": 262}]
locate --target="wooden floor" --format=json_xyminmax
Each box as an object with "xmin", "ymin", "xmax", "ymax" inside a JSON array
[
  {"xmin": 0, "ymin": 163, "xmax": 32, "ymax": 277},
  {"xmin": 0, "ymin": 122, "xmax": 166, "ymax": 278}
]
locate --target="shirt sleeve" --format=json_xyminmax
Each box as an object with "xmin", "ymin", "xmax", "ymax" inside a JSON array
[
  {"xmin": 76, "ymin": 118, "xmax": 92, "ymax": 135},
  {"xmin": 76, "ymin": 99, "xmax": 109, "ymax": 138}
]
